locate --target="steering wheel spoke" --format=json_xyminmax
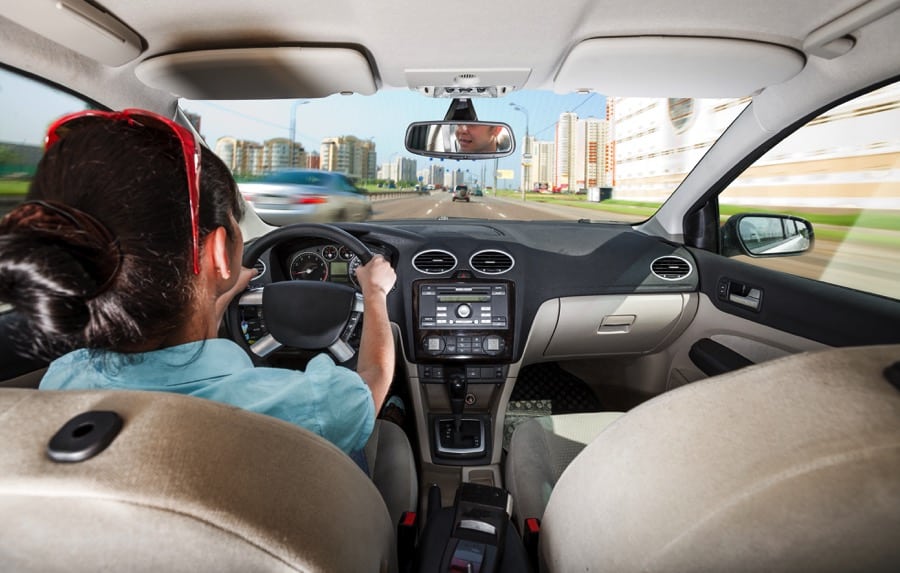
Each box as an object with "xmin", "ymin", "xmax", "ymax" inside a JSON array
[
  {"xmin": 250, "ymin": 333, "xmax": 284, "ymax": 358},
  {"xmin": 327, "ymin": 339, "xmax": 356, "ymax": 364},
  {"xmin": 238, "ymin": 287, "xmax": 264, "ymax": 306}
]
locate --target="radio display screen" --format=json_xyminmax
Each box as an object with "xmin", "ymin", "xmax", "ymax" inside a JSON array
[{"xmin": 437, "ymin": 294, "xmax": 491, "ymax": 303}]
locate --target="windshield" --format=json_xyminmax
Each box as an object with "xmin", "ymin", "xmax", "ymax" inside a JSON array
[{"xmin": 181, "ymin": 91, "xmax": 748, "ymax": 225}]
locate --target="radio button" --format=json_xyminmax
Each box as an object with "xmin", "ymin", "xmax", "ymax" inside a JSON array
[
  {"xmin": 483, "ymin": 335, "xmax": 504, "ymax": 353},
  {"xmin": 424, "ymin": 336, "xmax": 444, "ymax": 353}
]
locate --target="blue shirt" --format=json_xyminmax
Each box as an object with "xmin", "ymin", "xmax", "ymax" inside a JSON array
[{"xmin": 40, "ymin": 339, "xmax": 375, "ymax": 455}]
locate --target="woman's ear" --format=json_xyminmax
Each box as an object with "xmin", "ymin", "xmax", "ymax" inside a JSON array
[{"xmin": 204, "ymin": 226, "xmax": 232, "ymax": 280}]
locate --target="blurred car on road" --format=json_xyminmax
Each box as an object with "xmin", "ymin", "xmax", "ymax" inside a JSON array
[
  {"xmin": 452, "ymin": 185, "xmax": 470, "ymax": 202},
  {"xmin": 239, "ymin": 169, "xmax": 372, "ymax": 225}
]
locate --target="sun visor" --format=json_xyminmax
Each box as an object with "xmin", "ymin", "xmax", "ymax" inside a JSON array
[
  {"xmin": 3, "ymin": 0, "xmax": 143, "ymax": 66},
  {"xmin": 554, "ymin": 37, "xmax": 805, "ymax": 98},
  {"xmin": 135, "ymin": 47, "xmax": 377, "ymax": 99}
]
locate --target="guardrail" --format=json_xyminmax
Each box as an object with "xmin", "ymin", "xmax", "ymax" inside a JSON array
[{"xmin": 367, "ymin": 189, "xmax": 427, "ymax": 201}]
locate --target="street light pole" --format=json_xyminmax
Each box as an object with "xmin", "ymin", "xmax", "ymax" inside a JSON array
[
  {"xmin": 509, "ymin": 103, "xmax": 530, "ymax": 201},
  {"xmin": 289, "ymin": 100, "xmax": 309, "ymax": 168}
]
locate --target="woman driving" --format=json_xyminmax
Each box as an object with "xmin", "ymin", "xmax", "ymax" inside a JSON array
[{"xmin": 0, "ymin": 110, "xmax": 395, "ymax": 456}]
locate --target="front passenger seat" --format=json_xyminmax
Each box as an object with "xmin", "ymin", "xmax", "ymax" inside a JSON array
[
  {"xmin": 539, "ymin": 344, "xmax": 900, "ymax": 571},
  {"xmin": 0, "ymin": 388, "xmax": 398, "ymax": 572}
]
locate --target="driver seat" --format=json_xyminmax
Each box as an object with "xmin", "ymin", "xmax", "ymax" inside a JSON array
[{"xmin": 0, "ymin": 388, "xmax": 398, "ymax": 572}]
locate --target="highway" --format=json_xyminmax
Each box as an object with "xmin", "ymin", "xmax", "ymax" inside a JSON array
[{"xmin": 370, "ymin": 191, "xmax": 641, "ymax": 223}]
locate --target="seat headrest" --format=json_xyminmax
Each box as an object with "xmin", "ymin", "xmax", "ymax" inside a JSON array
[
  {"xmin": 0, "ymin": 388, "xmax": 395, "ymax": 572},
  {"xmin": 541, "ymin": 344, "xmax": 900, "ymax": 572}
]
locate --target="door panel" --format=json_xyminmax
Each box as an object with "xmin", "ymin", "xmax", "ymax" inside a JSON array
[{"xmin": 690, "ymin": 248, "xmax": 900, "ymax": 347}]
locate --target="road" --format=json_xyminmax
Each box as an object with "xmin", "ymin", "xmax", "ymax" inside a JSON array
[{"xmin": 370, "ymin": 192, "xmax": 642, "ymax": 223}]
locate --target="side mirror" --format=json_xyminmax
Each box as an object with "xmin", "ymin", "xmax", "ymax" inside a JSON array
[
  {"xmin": 405, "ymin": 121, "xmax": 515, "ymax": 160},
  {"xmin": 721, "ymin": 214, "xmax": 814, "ymax": 257}
]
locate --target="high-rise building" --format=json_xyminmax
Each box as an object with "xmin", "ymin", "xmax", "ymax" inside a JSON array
[
  {"xmin": 214, "ymin": 136, "xmax": 305, "ymax": 176},
  {"xmin": 612, "ymin": 97, "xmax": 746, "ymax": 201},
  {"xmin": 428, "ymin": 165, "xmax": 444, "ymax": 187},
  {"xmin": 320, "ymin": 136, "xmax": 376, "ymax": 180},
  {"xmin": 531, "ymin": 139, "xmax": 555, "ymax": 191},
  {"xmin": 553, "ymin": 112, "xmax": 609, "ymax": 192},
  {"xmin": 554, "ymin": 112, "xmax": 578, "ymax": 191},
  {"xmin": 262, "ymin": 138, "xmax": 306, "ymax": 172},
  {"xmin": 214, "ymin": 137, "xmax": 262, "ymax": 177},
  {"xmin": 573, "ymin": 118, "xmax": 607, "ymax": 190},
  {"xmin": 396, "ymin": 157, "xmax": 417, "ymax": 184}
]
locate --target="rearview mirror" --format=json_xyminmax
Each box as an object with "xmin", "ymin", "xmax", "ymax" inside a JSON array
[
  {"xmin": 405, "ymin": 121, "xmax": 515, "ymax": 160},
  {"xmin": 721, "ymin": 214, "xmax": 815, "ymax": 257}
]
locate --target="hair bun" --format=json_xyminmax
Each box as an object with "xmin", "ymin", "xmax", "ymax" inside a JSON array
[{"xmin": 0, "ymin": 200, "xmax": 121, "ymax": 295}]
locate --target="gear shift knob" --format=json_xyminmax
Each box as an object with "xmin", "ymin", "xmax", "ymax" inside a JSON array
[{"xmin": 447, "ymin": 373, "xmax": 467, "ymax": 431}]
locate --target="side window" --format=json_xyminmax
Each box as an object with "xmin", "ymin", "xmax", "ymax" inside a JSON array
[
  {"xmin": 0, "ymin": 67, "xmax": 94, "ymax": 220},
  {"xmin": 338, "ymin": 175, "xmax": 360, "ymax": 193},
  {"xmin": 719, "ymin": 80, "xmax": 900, "ymax": 300}
]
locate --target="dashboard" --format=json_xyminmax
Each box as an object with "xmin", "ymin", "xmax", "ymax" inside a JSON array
[{"xmin": 239, "ymin": 220, "xmax": 699, "ymax": 366}]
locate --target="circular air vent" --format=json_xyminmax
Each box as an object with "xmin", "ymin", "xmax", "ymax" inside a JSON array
[
  {"xmin": 651, "ymin": 256, "xmax": 692, "ymax": 281},
  {"xmin": 413, "ymin": 249, "xmax": 458, "ymax": 274},
  {"xmin": 470, "ymin": 250, "xmax": 515, "ymax": 275},
  {"xmin": 252, "ymin": 259, "xmax": 267, "ymax": 281}
]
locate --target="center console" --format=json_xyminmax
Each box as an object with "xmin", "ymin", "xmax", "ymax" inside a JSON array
[
  {"xmin": 415, "ymin": 482, "xmax": 530, "ymax": 573},
  {"xmin": 413, "ymin": 279, "xmax": 515, "ymax": 465}
]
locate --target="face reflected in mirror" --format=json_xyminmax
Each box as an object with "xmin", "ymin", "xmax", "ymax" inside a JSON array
[
  {"xmin": 405, "ymin": 121, "xmax": 514, "ymax": 159},
  {"xmin": 454, "ymin": 123, "xmax": 504, "ymax": 153}
]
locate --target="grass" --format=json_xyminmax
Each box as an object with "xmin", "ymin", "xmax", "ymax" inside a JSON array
[
  {"xmin": 497, "ymin": 192, "xmax": 900, "ymax": 232},
  {"xmin": 0, "ymin": 180, "xmax": 29, "ymax": 195}
]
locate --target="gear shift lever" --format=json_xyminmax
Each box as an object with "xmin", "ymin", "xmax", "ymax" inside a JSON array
[
  {"xmin": 447, "ymin": 373, "xmax": 467, "ymax": 433},
  {"xmin": 435, "ymin": 370, "xmax": 484, "ymax": 458}
]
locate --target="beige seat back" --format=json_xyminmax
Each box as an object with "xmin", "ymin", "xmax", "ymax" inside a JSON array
[
  {"xmin": 541, "ymin": 344, "xmax": 900, "ymax": 572},
  {"xmin": 0, "ymin": 388, "xmax": 396, "ymax": 572}
]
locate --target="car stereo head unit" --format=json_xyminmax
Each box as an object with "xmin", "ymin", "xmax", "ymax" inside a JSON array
[
  {"xmin": 414, "ymin": 280, "xmax": 514, "ymax": 361},
  {"xmin": 418, "ymin": 283, "xmax": 509, "ymax": 329}
]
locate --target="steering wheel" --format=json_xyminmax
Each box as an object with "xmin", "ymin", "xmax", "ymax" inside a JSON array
[{"xmin": 227, "ymin": 223, "xmax": 375, "ymax": 363}]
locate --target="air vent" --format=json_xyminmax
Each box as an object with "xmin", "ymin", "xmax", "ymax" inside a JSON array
[
  {"xmin": 413, "ymin": 249, "xmax": 458, "ymax": 274},
  {"xmin": 252, "ymin": 259, "xmax": 267, "ymax": 280},
  {"xmin": 470, "ymin": 250, "xmax": 515, "ymax": 274},
  {"xmin": 651, "ymin": 256, "xmax": 692, "ymax": 280}
]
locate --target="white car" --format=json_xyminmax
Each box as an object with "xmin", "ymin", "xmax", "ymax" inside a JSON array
[{"xmin": 239, "ymin": 169, "xmax": 372, "ymax": 225}]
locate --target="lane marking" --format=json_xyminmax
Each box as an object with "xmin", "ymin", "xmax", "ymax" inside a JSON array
[
  {"xmin": 499, "ymin": 213, "xmax": 507, "ymax": 218},
  {"xmin": 426, "ymin": 208, "xmax": 433, "ymax": 215}
]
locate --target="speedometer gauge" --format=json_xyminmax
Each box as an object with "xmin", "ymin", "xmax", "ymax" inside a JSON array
[{"xmin": 290, "ymin": 252, "xmax": 328, "ymax": 281}]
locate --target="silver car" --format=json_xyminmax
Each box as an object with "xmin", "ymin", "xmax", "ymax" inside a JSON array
[{"xmin": 239, "ymin": 169, "xmax": 373, "ymax": 225}]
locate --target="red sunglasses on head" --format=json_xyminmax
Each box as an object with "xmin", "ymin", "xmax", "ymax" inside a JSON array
[{"xmin": 45, "ymin": 108, "xmax": 202, "ymax": 274}]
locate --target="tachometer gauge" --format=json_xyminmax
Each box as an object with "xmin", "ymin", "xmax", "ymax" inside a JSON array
[
  {"xmin": 339, "ymin": 246, "xmax": 354, "ymax": 260},
  {"xmin": 348, "ymin": 256, "xmax": 361, "ymax": 287},
  {"xmin": 322, "ymin": 245, "xmax": 338, "ymax": 261},
  {"xmin": 290, "ymin": 252, "xmax": 328, "ymax": 281}
]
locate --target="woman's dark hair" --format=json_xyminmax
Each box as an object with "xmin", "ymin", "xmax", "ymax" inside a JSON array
[{"xmin": 0, "ymin": 118, "xmax": 244, "ymax": 359}]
